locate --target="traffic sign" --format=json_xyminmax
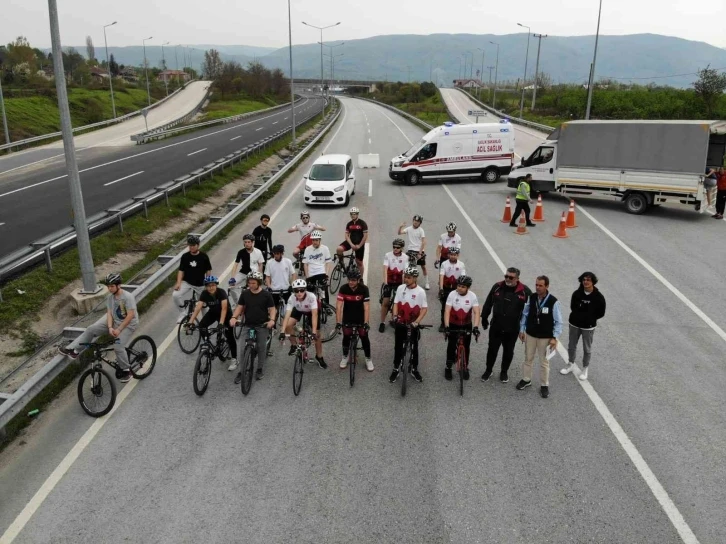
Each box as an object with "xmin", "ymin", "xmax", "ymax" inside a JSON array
[{"xmin": 468, "ymin": 110, "xmax": 488, "ymax": 117}]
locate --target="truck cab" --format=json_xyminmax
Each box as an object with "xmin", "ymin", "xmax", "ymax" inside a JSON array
[{"xmin": 507, "ymin": 142, "xmax": 558, "ymax": 192}]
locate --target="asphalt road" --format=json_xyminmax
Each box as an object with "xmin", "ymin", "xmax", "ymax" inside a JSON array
[
  {"xmin": 0, "ymin": 95, "xmax": 324, "ymax": 256},
  {"xmin": 0, "ymin": 96, "xmax": 724, "ymax": 543}
]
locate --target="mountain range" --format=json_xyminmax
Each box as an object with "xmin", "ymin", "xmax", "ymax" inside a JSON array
[{"xmin": 88, "ymin": 34, "xmax": 726, "ymax": 88}]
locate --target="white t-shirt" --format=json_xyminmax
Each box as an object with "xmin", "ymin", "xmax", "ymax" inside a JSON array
[
  {"xmin": 438, "ymin": 233, "xmax": 462, "ymax": 252},
  {"xmin": 294, "ymin": 221, "xmax": 322, "ymax": 240},
  {"xmin": 445, "ymin": 290, "xmax": 479, "ymax": 326},
  {"xmin": 286, "ymin": 291, "xmax": 319, "ymax": 313},
  {"xmin": 265, "ymin": 257, "xmax": 295, "ymax": 291},
  {"xmin": 402, "ymin": 226, "xmax": 425, "ymax": 252},
  {"xmin": 303, "ymin": 244, "xmax": 332, "ymax": 277},
  {"xmin": 439, "ymin": 259, "xmax": 466, "ymax": 288}
]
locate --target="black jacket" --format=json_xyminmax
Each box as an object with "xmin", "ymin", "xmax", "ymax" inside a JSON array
[
  {"xmin": 569, "ymin": 286, "xmax": 606, "ymax": 329},
  {"xmin": 482, "ymin": 281, "xmax": 532, "ymax": 333}
]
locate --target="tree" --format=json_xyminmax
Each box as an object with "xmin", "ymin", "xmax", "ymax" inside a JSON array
[
  {"xmin": 6, "ymin": 36, "xmax": 36, "ymax": 70},
  {"xmin": 694, "ymin": 66, "xmax": 726, "ymax": 117},
  {"xmin": 202, "ymin": 49, "xmax": 223, "ymax": 80},
  {"xmin": 85, "ymin": 36, "xmax": 95, "ymax": 62},
  {"xmin": 63, "ymin": 47, "xmax": 84, "ymax": 82},
  {"xmin": 109, "ymin": 54, "xmax": 119, "ymax": 77}
]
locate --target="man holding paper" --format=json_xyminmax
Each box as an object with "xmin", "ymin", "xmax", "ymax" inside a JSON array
[{"xmin": 516, "ymin": 275, "xmax": 563, "ymax": 398}]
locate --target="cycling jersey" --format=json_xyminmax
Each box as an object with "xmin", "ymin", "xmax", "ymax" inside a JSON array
[
  {"xmin": 345, "ymin": 219, "xmax": 368, "ymax": 245},
  {"xmin": 383, "ymin": 251, "xmax": 408, "ymax": 284},
  {"xmin": 438, "ymin": 233, "xmax": 462, "ymax": 259},
  {"xmin": 401, "ymin": 225, "xmax": 425, "ymax": 252},
  {"xmin": 440, "ymin": 260, "xmax": 466, "ymax": 289},
  {"xmin": 293, "ymin": 222, "xmax": 322, "ymax": 240},
  {"xmin": 286, "ymin": 291, "xmax": 319, "ymax": 313},
  {"xmin": 393, "ymin": 284, "xmax": 428, "ymax": 324},
  {"xmin": 337, "ymin": 284, "xmax": 370, "ymax": 324},
  {"xmin": 446, "ymin": 290, "xmax": 479, "ymax": 326}
]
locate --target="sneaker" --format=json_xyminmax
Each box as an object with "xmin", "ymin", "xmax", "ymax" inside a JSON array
[
  {"xmin": 526, "ymin": 223, "xmax": 536, "ymax": 227},
  {"xmin": 579, "ymin": 367, "xmax": 589, "ymax": 381},
  {"xmin": 266, "ymin": 349, "xmax": 273, "ymax": 357},
  {"xmin": 509, "ymin": 223, "xmax": 517, "ymax": 227},
  {"xmin": 444, "ymin": 367, "xmax": 453, "ymax": 381},
  {"xmin": 176, "ymin": 310, "xmax": 187, "ymax": 324},
  {"xmin": 378, "ymin": 322, "xmax": 386, "ymax": 333},
  {"xmin": 560, "ymin": 363, "xmax": 575, "ymax": 375},
  {"xmin": 410, "ymin": 368, "xmax": 423, "ymax": 382},
  {"xmin": 463, "ymin": 369, "xmax": 470, "ymax": 380},
  {"xmin": 234, "ymin": 372, "xmax": 242, "ymax": 384},
  {"xmin": 340, "ymin": 356, "xmax": 349, "ymax": 369},
  {"xmin": 365, "ymin": 358, "xmax": 374, "ymax": 372},
  {"xmin": 499, "ymin": 372, "xmax": 509, "ymax": 383},
  {"xmin": 288, "ymin": 345, "xmax": 296, "ymax": 356},
  {"xmin": 58, "ymin": 346, "xmax": 79, "ymax": 359},
  {"xmin": 540, "ymin": 385, "xmax": 550, "ymax": 398},
  {"xmin": 389, "ymin": 367, "xmax": 400, "ymax": 383},
  {"xmin": 316, "ymin": 356, "xmax": 327, "ymax": 369},
  {"xmin": 425, "ymin": 281, "xmax": 430, "ymax": 290},
  {"xmin": 438, "ymin": 324, "xmax": 445, "ymax": 333},
  {"xmin": 481, "ymin": 369, "xmax": 492, "ymax": 382},
  {"xmin": 255, "ymin": 368, "xmax": 264, "ymax": 380},
  {"xmin": 227, "ymin": 360, "xmax": 238, "ymax": 371},
  {"xmin": 515, "ymin": 379, "xmax": 531, "ymax": 390},
  {"xmin": 118, "ymin": 370, "xmax": 132, "ymax": 383}
]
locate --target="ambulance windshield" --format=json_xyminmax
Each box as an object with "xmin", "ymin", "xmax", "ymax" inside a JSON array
[{"xmin": 403, "ymin": 138, "xmax": 427, "ymax": 157}]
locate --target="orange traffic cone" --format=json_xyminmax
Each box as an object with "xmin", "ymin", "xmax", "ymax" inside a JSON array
[
  {"xmin": 500, "ymin": 196, "xmax": 513, "ymax": 223},
  {"xmin": 532, "ymin": 194, "xmax": 545, "ymax": 222},
  {"xmin": 514, "ymin": 211, "xmax": 528, "ymax": 235},
  {"xmin": 565, "ymin": 200, "xmax": 578, "ymax": 228},
  {"xmin": 553, "ymin": 212, "xmax": 569, "ymax": 238}
]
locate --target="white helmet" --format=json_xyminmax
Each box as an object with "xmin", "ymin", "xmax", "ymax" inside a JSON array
[
  {"xmin": 349, "ymin": 206, "xmax": 360, "ymax": 214},
  {"xmin": 292, "ymin": 279, "xmax": 307, "ymax": 289},
  {"xmin": 446, "ymin": 222, "xmax": 457, "ymax": 232},
  {"xmin": 300, "ymin": 211, "xmax": 310, "ymax": 219},
  {"xmin": 247, "ymin": 271, "xmax": 263, "ymax": 282},
  {"xmin": 310, "ymin": 230, "xmax": 323, "ymax": 240},
  {"xmin": 403, "ymin": 266, "xmax": 419, "ymax": 277}
]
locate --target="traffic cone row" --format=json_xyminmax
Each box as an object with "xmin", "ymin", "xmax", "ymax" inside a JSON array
[{"xmin": 500, "ymin": 196, "xmax": 578, "ymax": 237}]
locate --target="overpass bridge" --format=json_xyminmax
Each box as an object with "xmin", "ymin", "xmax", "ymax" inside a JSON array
[{"xmin": 289, "ymin": 78, "xmax": 378, "ymax": 92}]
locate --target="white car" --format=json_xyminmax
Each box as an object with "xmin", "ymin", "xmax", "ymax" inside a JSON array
[{"xmin": 303, "ymin": 154, "xmax": 356, "ymax": 206}]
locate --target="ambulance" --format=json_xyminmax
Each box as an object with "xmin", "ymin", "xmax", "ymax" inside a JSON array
[{"xmin": 389, "ymin": 121, "xmax": 516, "ymax": 186}]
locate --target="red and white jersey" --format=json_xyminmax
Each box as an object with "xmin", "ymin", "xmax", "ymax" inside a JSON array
[
  {"xmin": 438, "ymin": 233, "xmax": 462, "ymax": 259},
  {"xmin": 286, "ymin": 291, "xmax": 319, "ymax": 313},
  {"xmin": 293, "ymin": 221, "xmax": 322, "ymax": 240},
  {"xmin": 446, "ymin": 290, "xmax": 479, "ymax": 326},
  {"xmin": 393, "ymin": 284, "xmax": 428, "ymax": 324},
  {"xmin": 439, "ymin": 259, "xmax": 466, "ymax": 288},
  {"xmin": 383, "ymin": 251, "xmax": 408, "ymax": 284}
]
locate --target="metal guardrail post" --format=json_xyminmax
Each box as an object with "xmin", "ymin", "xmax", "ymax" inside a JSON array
[{"xmin": 44, "ymin": 246, "xmax": 53, "ymax": 273}]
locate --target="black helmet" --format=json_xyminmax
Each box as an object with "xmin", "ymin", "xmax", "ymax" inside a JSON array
[
  {"xmin": 242, "ymin": 233, "xmax": 255, "ymax": 241},
  {"xmin": 448, "ymin": 247, "xmax": 460, "ymax": 255},
  {"xmin": 187, "ymin": 234, "xmax": 200, "ymax": 245},
  {"xmin": 347, "ymin": 268, "xmax": 361, "ymax": 280},
  {"xmin": 392, "ymin": 238, "xmax": 405, "ymax": 248},
  {"xmin": 272, "ymin": 244, "xmax": 285, "ymax": 253},
  {"xmin": 104, "ymin": 272, "xmax": 122, "ymax": 285},
  {"xmin": 413, "ymin": 214, "xmax": 423, "ymax": 222},
  {"xmin": 457, "ymin": 275, "xmax": 473, "ymax": 287}
]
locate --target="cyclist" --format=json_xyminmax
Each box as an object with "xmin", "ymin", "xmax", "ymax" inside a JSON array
[
  {"xmin": 435, "ymin": 222, "xmax": 462, "ymax": 267},
  {"xmin": 303, "ymin": 230, "xmax": 333, "ymax": 305},
  {"xmin": 229, "ymin": 233, "xmax": 265, "ymax": 288},
  {"xmin": 438, "ymin": 247, "xmax": 466, "ymax": 331},
  {"xmin": 389, "ymin": 266, "xmax": 428, "ymax": 384},
  {"xmin": 280, "ymin": 278, "xmax": 327, "ymax": 368},
  {"xmin": 186, "ymin": 275, "xmax": 237, "ymax": 362},
  {"xmin": 288, "ymin": 211, "xmax": 326, "ymax": 261},
  {"xmin": 336, "ymin": 206, "xmax": 368, "ymax": 277},
  {"xmin": 379, "ymin": 238, "xmax": 408, "ymax": 333},
  {"xmin": 173, "ymin": 234, "xmax": 212, "ymax": 323},
  {"xmin": 229, "ymin": 271, "xmax": 276, "ymax": 382},
  {"xmin": 252, "ymin": 214, "xmax": 274, "ymax": 267},
  {"xmin": 265, "ymin": 244, "xmax": 296, "ymax": 308},
  {"xmin": 443, "ymin": 275, "xmax": 481, "ymax": 381},
  {"xmin": 335, "ymin": 268, "xmax": 373, "ymax": 371},
  {"xmin": 59, "ymin": 273, "xmax": 137, "ymax": 383},
  {"xmin": 398, "ymin": 214, "xmax": 430, "ymax": 290}
]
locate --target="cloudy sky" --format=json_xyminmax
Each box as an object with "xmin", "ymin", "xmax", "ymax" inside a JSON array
[{"xmin": 3, "ymin": 0, "xmax": 725, "ymax": 50}]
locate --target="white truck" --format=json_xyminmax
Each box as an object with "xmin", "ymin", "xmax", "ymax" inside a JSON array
[
  {"xmin": 507, "ymin": 120, "xmax": 726, "ymax": 214},
  {"xmin": 389, "ymin": 121, "xmax": 516, "ymax": 186}
]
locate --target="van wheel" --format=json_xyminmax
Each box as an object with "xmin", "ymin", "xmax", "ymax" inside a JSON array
[
  {"xmin": 624, "ymin": 192, "xmax": 648, "ymax": 215},
  {"xmin": 482, "ymin": 167, "xmax": 499, "ymax": 183},
  {"xmin": 344, "ymin": 192, "xmax": 350, "ymax": 206},
  {"xmin": 351, "ymin": 181, "xmax": 356, "ymax": 196},
  {"xmin": 406, "ymin": 171, "xmax": 421, "ymax": 186}
]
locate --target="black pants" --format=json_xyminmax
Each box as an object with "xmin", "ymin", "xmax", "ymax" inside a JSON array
[
  {"xmin": 439, "ymin": 287, "xmax": 454, "ymax": 325},
  {"xmin": 511, "ymin": 200, "xmax": 531, "ymax": 225},
  {"xmin": 485, "ymin": 328, "xmax": 518, "ymax": 374},
  {"xmin": 306, "ymin": 274, "xmax": 329, "ymax": 305},
  {"xmin": 393, "ymin": 324, "xmax": 419, "ymax": 369},
  {"xmin": 342, "ymin": 326, "xmax": 371, "ymax": 358},
  {"xmin": 200, "ymin": 312, "xmax": 237, "ymax": 358},
  {"xmin": 446, "ymin": 325, "xmax": 472, "ymax": 366},
  {"xmin": 271, "ymin": 289, "xmax": 292, "ymax": 309},
  {"xmin": 716, "ymin": 190, "xmax": 726, "ymax": 216}
]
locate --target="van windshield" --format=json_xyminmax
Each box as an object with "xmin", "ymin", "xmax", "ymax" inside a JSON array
[
  {"xmin": 309, "ymin": 164, "xmax": 346, "ymax": 181},
  {"xmin": 403, "ymin": 138, "xmax": 427, "ymax": 157}
]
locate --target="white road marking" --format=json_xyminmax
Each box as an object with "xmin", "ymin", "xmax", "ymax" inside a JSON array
[
  {"xmin": 272, "ymin": 121, "xmax": 278, "ymax": 125},
  {"xmin": 362, "ymin": 242, "xmax": 370, "ymax": 285},
  {"xmin": 230, "ymin": 135, "xmax": 242, "ymax": 141},
  {"xmin": 0, "ymin": 97, "xmax": 350, "ymax": 544},
  {"xmin": 368, "ymin": 179, "xmax": 372, "ymax": 197},
  {"xmin": 256, "ymin": 128, "xmax": 263, "ymax": 131},
  {"xmin": 187, "ymin": 148, "xmax": 207, "ymax": 157},
  {"xmin": 103, "ymin": 171, "xmax": 144, "ymax": 187},
  {"xmin": 0, "ymin": 175, "xmax": 66, "ymax": 199},
  {"xmin": 442, "ymin": 184, "xmax": 699, "ymax": 544},
  {"xmin": 284, "ymin": 117, "xmax": 289, "ymax": 120},
  {"xmin": 368, "ymin": 138, "xmax": 371, "ymax": 145},
  {"xmin": 0, "ymin": 222, "xmax": 5, "ymax": 227}
]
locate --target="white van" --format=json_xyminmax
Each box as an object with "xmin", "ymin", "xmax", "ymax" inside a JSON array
[
  {"xmin": 303, "ymin": 154, "xmax": 356, "ymax": 206},
  {"xmin": 389, "ymin": 121, "xmax": 516, "ymax": 186}
]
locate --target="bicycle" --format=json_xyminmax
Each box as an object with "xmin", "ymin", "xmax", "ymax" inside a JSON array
[
  {"xmin": 308, "ymin": 279, "xmax": 339, "ymax": 343},
  {"xmin": 329, "ymin": 251, "xmax": 358, "ymax": 294},
  {"xmin": 447, "ymin": 329, "xmax": 478, "ymax": 396},
  {"xmin": 393, "ymin": 322, "xmax": 432, "ymax": 397},
  {"xmin": 239, "ymin": 326, "xmax": 267, "ymax": 396},
  {"xmin": 379, "ymin": 283, "xmax": 398, "ymax": 325},
  {"xmin": 177, "ymin": 289, "xmax": 202, "ymax": 353},
  {"xmin": 186, "ymin": 324, "xmax": 234, "ymax": 396},
  {"xmin": 342, "ymin": 323, "xmax": 367, "ymax": 387},
  {"xmin": 284, "ymin": 315, "xmax": 317, "ymax": 396},
  {"xmin": 228, "ymin": 280, "xmax": 247, "ymax": 340},
  {"xmin": 76, "ymin": 335, "xmax": 157, "ymax": 417}
]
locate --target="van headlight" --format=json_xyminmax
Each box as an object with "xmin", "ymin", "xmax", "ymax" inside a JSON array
[
  {"xmin": 393, "ymin": 160, "xmax": 403, "ymax": 167},
  {"xmin": 334, "ymin": 185, "xmax": 345, "ymax": 192},
  {"xmin": 305, "ymin": 184, "xmax": 312, "ymax": 192}
]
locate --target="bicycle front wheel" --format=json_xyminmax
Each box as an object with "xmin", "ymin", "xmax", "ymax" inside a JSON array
[
  {"xmin": 349, "ymin": 337, "xmax": 358, "ymax": 387},
  {"xmin": 457, "ymin": 345, "xmax": 466, "ymax": 397},
  {"xmin": 77, "ymin": 367, "xmax": 117, "ymax": 417},
  {"xmin": 319, "ymin": 302, "xmax": 339, "ymax": 343},
  {"xmin": 401, "ymin": 348, "xmax": 414, "ymax": 397},
  {"xmin": 329, "ymin": 265, "xmax": 342, "ymax": 294},
  {"xmin": 240, "ymin": 347, "xmax": 255, "ymax": 396},
  {"xmin": 193, "ymin": 349, "xmax": 213, "ymax": 396},
  {"xmin": 293, "ymin": 351, "xmax": 304, "ymax": 396},
  {"xmin": 177, "ymin": 316, "xmax": 201, "ymax": 354},
  {"xmin": 128, "ymin": 335, "xmax": 157, "ymax": 379}
]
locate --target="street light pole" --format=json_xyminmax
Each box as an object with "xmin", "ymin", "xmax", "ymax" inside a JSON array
[
  {"xmin": 47, "ymin": 0, "xmax": 99, "ymax": 294},
  {"xmin": 302, "ymin": 20, "xmax": 340, "ymax": 120},
  {"xmin": 287, "ymin": 0, "xmax": 296, "ymax": 147},
  {"xmin": 142, "ymin": 36, "xmax": 153, "ymax": 107},
  {"xmin": 517, "ymin": 22, "xmax": 531, "ymax": 118},
  {"xmin": 490, "ymin": 41, "xmax": 500, "ymax": 108},
  {"xmin": 477, "ymin": 48, "xmax": 485, "ymax": 98},
  {"xmin": 531, "ymin": 34, "xmax": 548, "ymax": 110},
  {"xmin": 585, "ymin": 0, "xmax": 603, "ymax": 119},
  {"xmin": 161, "ymin": 41, "xmax": 170, "ymax": 96},
  {"xmin": 487, "ymin": 66, "xmax": 494, "ymax": 102},
  {"xmin": 102, "ymin": 21, "xmax": 117, "ymax": 119},
  {"xmin": 0, "ymin": 73, "xmax": 11, "ymax": 153},
  {"xmin": 174, "ymin": 45, "xmax": 180, "ymax": 86}
]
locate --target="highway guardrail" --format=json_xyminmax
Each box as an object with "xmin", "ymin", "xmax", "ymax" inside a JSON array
[{"xmin": 450, "ymin": 87, "xmax": 555, "ymax": 133}]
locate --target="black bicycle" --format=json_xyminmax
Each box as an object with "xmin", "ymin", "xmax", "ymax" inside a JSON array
[
  {"xmin": 239, "ymin": 326, "xmax": 267, "ymax": 395},
  {"xmin": 76, "ymin": 335, "xmax": 157, "ymax": 417},
  {"xmin": 177, "ymin": 289, "xmax": 202, "ymax": 353},
  {"xmin": 228, "ymin": 283, "xmax": 246, "ymax": 339},
  {"xmin": 379, "ymin": 283, "xmax": 398, "ymax": 325},
  {"xmin": 186, "ymin": 325, "xmax": 234, "ymax": 396},
  {"xmin": 329, "ymin": 251, "xmax": 358, "ymax": 294},
  {"xmin": 285, "ymin": 315, "xmax": 316, "ymax": 396},
  {"xmin": 308, "ymin": 279, "xmax": 339, "ymax": 343},
  {"xmin": 342, "ymin": 323, "xmax": 367, "ymax": 387},
  {"xmin": 393, "ymin": 323, "xmax": 431, "ymax": 397}
]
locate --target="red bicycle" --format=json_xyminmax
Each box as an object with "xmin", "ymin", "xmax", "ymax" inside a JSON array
[{"xmin": 448, "ymin": 329, "xmax": 478, "ymax": 396}]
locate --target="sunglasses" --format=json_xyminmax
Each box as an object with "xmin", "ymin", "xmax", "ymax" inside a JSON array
[
  {"xmin": 293, "ymin": 288, "xmax": 306, "ymax": 293},
  {"xmin": 504, "ymin": 275, "xmax": 517, "ymax": 280}
]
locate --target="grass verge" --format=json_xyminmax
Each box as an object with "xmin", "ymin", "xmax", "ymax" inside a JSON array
[{"xmin": 201, "ymin": 95, "xmax": 282, "ymax": 121}]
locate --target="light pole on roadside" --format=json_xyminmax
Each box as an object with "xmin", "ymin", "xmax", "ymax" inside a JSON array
[
  {"xmin": 161, "ymin": 41, "xmax": 170, "ymax": 96},
  {"xmin": 302, "ymin": 20, "xmax": 340, "ymax": 120},
  {"xmin": 102, "ymin": 21, "xmax": 117, "ymax": 118},
  {"xmin": 47, "ymin": 0, "xmax": 99, "ymax": 294},
  {"xmin": 287, "ymin": 0, "xmax": 296, "ymax": 147},
  {"xmin": 320, "ymin": 42, "xmax": 344, "ymax": 81},
  {"xmin": 0, "ymin": 74, "xmax": 11, "ymax": 153},
  {"xmin": 517, "ymin": 22, "xmax": 531, "ymax": 118},
  {"xmin": 476, "ymin": 48, "xmax": 485, "ymax": 98},
  {"xmin": 490, "ymin": 41, "xmax": 500, "ymax": 108},
  {"xmin": 531, "ymin": 34, "xmax": 548, "ymax": 110},
  {"xmin": 487, "ymin": 65, "xmax": 495, "ymax": 102},
  {"xmin": 324, "ymin": 52, "xmax": 344, "ymax": 81},
  {"xmin": 585, "ymin": 0, "xmax": 603, "ymax": 119},
  {"xmin": 142, "ymin": 36, "xmax": 153, "ymax": 107}
]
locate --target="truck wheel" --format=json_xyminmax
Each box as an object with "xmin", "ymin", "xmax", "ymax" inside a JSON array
[
  {"xmin": 624, "ymin": 193, "xmax": 648, "ymax": 215},
  {"xmin": 406, "ymin": 171, "xmax": 421, "ymax": 186},
  {"xmin": 482, "ymin": 167, "xmax": 499, "ymax": 183}
]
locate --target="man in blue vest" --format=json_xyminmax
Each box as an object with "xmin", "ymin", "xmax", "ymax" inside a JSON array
[
  {"xmin": 509, "ymin": 174, "xmax": 537, "ymax": 227},
  {"xmin": 516, "ymin": 275, "xmax": 562, "ymax": 398}
]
